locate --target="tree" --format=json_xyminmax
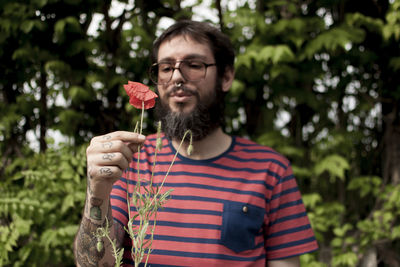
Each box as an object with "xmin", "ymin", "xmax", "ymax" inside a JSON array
[
  {"xmin": 223, "ymin": 0, "xmax": 400, "ymax": 265},
  {"xmin": 1, "ymin": 0, "xmax": 399, "ymax": 266}
]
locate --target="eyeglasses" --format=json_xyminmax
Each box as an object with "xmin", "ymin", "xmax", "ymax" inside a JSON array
[{"xmin": 149, "ymin": 60, "xmax": 216, "ymax": 85}]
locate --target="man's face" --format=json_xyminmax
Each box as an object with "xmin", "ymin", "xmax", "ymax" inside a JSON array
[
  {"xmin": 156, "ymin": 35, "xmax": 219, "ymax": 114},
  {"xmin": 155, "ymin": 35, "xmax": 227, "ymax": 141}
]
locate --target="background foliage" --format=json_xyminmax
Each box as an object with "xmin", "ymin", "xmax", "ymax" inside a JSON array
[{"xmin": 1, "ymin": 0, "xmax": 400, "ymax": 266}]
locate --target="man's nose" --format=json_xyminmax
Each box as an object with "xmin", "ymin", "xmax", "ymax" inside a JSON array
[{"xmin": 170, "ymin": 63, "xmax": 186, "ymax": 84}]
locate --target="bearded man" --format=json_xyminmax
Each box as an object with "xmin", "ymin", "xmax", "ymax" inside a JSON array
[{"xmin": 74, "ymin": 20, "xmax": 318, "ymax": 267}]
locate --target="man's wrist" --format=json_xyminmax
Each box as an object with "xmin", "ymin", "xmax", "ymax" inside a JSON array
[
  {"xmin": 87, "ymin": 177, "xmax": 114, "ymax": 198},
  {"xmin": 84, "ymin": 189, "xmax": 112, "ymax": 224}
]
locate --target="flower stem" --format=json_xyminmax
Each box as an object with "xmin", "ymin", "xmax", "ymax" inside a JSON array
[
  {"xmin": 140, "ymin": 101, "xmax": 144, "ymax": 134},
  {"xmin": 150, "ymin": 130, "xmax": 192, "ymax": 206},
  {"xmin": 132, "ymin": 101, "xmax": 145, "ymax": 265},
  {"xmin": 123, "ymin": 102, "xmax": 192, "ymax": 267}
]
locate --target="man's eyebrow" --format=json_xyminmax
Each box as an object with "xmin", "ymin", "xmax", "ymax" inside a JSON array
[
  {"xmin": 183, "ymin": 54, "xmax": 208, "ymax": 60},
  {"xmin": 158, "ymin": 54, "xmax": 209, "ymax": 62}
]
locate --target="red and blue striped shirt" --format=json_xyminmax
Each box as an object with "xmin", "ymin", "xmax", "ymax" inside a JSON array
[{"xmin": 111, "ymin": 134, "xmax": 318, "ymax": 266}]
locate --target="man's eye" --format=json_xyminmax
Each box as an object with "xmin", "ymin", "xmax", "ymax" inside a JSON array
[
  {"xmin": 159, "ymin": 65, "xmax": 172, "ymax": 72},
  {"xmin": 187, "ymin": 62, "xmax": 203, "ymax": 69}
]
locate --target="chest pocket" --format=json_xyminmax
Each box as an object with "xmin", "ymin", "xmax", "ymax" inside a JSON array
[{"xmin": 220, "ymin": 202, "xmax": 265, "ymax": 253}]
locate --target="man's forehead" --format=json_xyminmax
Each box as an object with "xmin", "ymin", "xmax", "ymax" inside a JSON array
[
  {"xmin": 158, "ymin": 54, "xmax": 209, "ymax": 63},
  {"xmin": 160, "ymin": 33, "xmax": 210, "ymax": 46},
  {"xmin": 157, "ymin": 34, "xmax": 213, "ymax": 60}
]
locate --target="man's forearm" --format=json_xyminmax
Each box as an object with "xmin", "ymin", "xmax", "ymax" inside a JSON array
[
  {"xmin": 74, "ymin": 191, "xmax": 123, "ymax": 267},
  {"xmin": 74, "ymin": 131, "xmax": 143, "ymax": 266}
]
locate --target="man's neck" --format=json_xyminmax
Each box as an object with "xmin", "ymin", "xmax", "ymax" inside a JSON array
[{"xmin": 171, "ymin": 127, "xmax": 232, "ymax": 160}]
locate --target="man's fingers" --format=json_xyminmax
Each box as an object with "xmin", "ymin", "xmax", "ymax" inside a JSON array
[
  {"xmin": 88, "ymin": 165, "xmax": 123, "ymax": 182},
  {"xmin": 128, "ymin": 142, "xmax": 143, "ymax": 153},
  {"xmin": 89, "ymin": 131, "xmax": 146, "ymax": 155},
  {"xmin": 86, "ymin": 131, "xmax": 145, "ymax": 184},
  {"xmin": 89, "ymin": 139, "xmax": 133, "ymax": 158},
  {"xmin": 95, "ymin": 131, "xmax": 146, "ymax": 143},
  {"xmin": 96, "ymin": 152, "xmax": 130, "ymax": 170}
]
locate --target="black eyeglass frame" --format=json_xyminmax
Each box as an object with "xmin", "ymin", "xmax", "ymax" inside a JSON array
[{"xmin": 149, "ymin": 60, "xmax": 217, "ymax": 85}]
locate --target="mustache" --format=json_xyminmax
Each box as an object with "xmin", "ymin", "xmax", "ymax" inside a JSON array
[{"xmin": 166, "ymin": 85, "xmax": 198, "ymax": 97}]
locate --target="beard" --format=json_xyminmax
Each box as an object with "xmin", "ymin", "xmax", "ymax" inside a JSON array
[{"xmin": 155, "ymin": 80, "xmax": 226, "ymax": 142}]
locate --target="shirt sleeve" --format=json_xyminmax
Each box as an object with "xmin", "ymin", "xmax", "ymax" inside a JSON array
[{"xmin": 264, "ymin": 164, "xmax": 318, "ymax": 259}]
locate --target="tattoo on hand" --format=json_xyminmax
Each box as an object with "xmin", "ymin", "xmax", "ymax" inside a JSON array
[
  {"xmin": 88, "ymin": 167, "xmax": 93, "ymax": 179},
  {"xmin": 102, "ymin": 135, "xmax": 112, "ymax": 140},
  {"xmin": 102, "ymin": 142, "xmax": 113, "ymax": 149},
  {"xmin": 99, "ymin": 167, "xmax": 113, "ymax": 176},
  {"xmin": 102, "ymin": 153, "xmax": 115, "ymax": 161}
]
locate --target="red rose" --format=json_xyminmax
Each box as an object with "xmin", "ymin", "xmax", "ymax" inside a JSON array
[{"xmin": 123, "ymin": 81, "xmax": 158, "ymax": 109}]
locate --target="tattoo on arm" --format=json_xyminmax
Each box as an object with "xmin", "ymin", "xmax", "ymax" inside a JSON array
[
  {"xmin": 89, "ymin": 197, "xmax": 103, "ymax": 221},
  {"xmin": 75, "ymin": 202, "xmax": 118, "ymax": 267},
  {"xmin": 108, "ymin": 203, "xmax": 125, "ymax": 250},
  {"xmin": 75, "ymin": 216, "xmax": 105, "ymax": 267},
  {"xmin": 106, "ymin": 202, "xmax": 114, "ymax": 228},
  {"xmin": 86, "ymin": 172, "xmax": 94, "ymax": 197},
  {"xmin": 90, "ymin": 197, "xmax": 103, "ymax": 206},
  {"xmin": 114, "ymin": 220, "xmax": 126, "ymax": 249}
]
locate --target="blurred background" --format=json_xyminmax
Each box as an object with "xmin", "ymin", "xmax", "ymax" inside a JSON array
[{"xmin": 1, "ymin": 0, "xmax": 399, "ymax": 266}]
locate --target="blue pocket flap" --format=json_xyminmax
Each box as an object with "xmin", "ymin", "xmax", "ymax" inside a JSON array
[{"xmin": 220, "ymin": 202, "xmax": 265, "ymax": 253}]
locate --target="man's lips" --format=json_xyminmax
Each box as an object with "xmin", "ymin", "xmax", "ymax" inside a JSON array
[
  {"xmin": 167, "ymin": 86, "xmax": 198, "ymax": 103},
  {"xmin": 167, "ymin": 85, "xmax": 197, "ymax": 97},
  {"xmin": 171, "ymin": 90, "xmax": 193, "ymax": 97},
  {"xmin": 170, "ymin": 91, "xmax": 194, "ymax": 102}
]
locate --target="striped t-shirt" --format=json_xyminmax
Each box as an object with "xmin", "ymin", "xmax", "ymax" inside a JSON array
[{"xmin": 111, "ymin": 134, "xmax": 318, "ymax": 266}]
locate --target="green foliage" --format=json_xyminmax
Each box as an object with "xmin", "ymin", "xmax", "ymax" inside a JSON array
[
  {"xmin": 347, "ymin": 176, "xmax": 382, "ymax": 197},
  {"xmin": 302, "ymin": 26, "xmax": 365, "ymax": 59},
  {"xmin": 331, "ymin": 252, "xmax": 358, "ymax": 267},
  {"xmin": 383, "ymin": 0, "xmax": 400, "ymax": 40},
  {"xmin": 356, "ymin": 184, "xmax": 400, "ymax": 246},
  {"xmin": 0, "ymin": 145, "xmax": 86, "ymax": 266},
  {"xmin": 314, "ymin": 154, "xmax": 350, "ymax": 182},
  {"xmin": 300, "ymin": 253, "xmax": 327, "ymax": 267}
]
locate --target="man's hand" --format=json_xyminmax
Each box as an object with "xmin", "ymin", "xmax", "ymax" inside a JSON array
[
  {"xmin": 74, "ymin": 131, "xmax": 145, "ymax": 267},
  {"xmin": 86, "ymin": 131, "xmax": 146, "ymax": 198}
]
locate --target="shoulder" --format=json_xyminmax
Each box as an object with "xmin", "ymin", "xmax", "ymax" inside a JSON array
[{"xmin": 232, "ymin": 136, "xmax": 291, "ymax": 167}]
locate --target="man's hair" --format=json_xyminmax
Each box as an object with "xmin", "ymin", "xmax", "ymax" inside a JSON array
[{"xmin": 152, "ymin": 20, "xmax": 235, "ymax": 79}]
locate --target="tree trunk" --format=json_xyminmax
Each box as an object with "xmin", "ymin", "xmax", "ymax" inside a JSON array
[
  {"xmin": 215, "ymin": 0, "xmax": 224, "ymax": 31},
  {"xmin": 39, "ymin": 70, "xmax": 48, "ymax": 152},
  {"xmin": 359, "ymin": 247, "xmax": 377, "ymax": 267},
  {"xmin": 382, "ymin": 100, "xmax": 400, "ymax": 185}
]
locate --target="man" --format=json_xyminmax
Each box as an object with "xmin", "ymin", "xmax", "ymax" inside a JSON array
[{"xmin": 74, "ymin": 20, "xmax": 318, "ymax": 266}]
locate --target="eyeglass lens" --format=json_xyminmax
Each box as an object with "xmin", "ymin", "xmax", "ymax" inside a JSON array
[{"xmin": 151, "ymin": 61, "xmax": 206, "ymax": 84}]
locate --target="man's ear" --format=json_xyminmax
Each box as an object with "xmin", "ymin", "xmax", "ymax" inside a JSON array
[{"xmin": 221, "ymin": 67, "xmax": 235, "ymax": 92}]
